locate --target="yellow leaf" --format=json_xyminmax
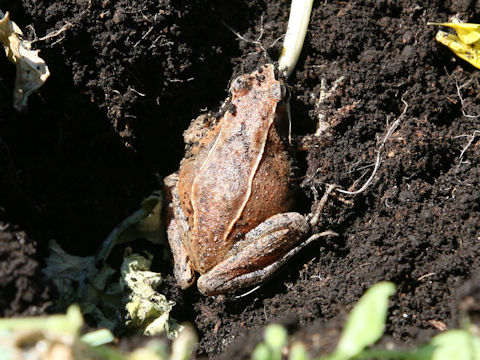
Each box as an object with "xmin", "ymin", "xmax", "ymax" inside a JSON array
[
  {"xmin": 429, "ymin": 22, "xmax": 480, "ymax": 69},
  {"xmin": 435, "ymin": 30, "xmax": 480, "ymax": 68},
  {"xmin": 428, "ymin": 22, "xmax": 480, "ymax": 44}
]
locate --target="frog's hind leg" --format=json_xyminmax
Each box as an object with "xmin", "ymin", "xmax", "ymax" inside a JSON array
[
  {"xmin": 197, "ymin": 212, "xmax": 330, "ymax": 295},
  {"xmin": 164, "ymin": 173, "xmax": 196, "ymax": 289}
]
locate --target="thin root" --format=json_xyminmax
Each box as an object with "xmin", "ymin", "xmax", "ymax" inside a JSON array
[
  {"xmin": 446, "ymin": 70, "xmax": 480, "ymax": 170},
  {"xmin": 309, "ymin": 184, "xmax": 336, "ymax": 227},
  {"xmin": 335, "ymin": 98, "xmax": 408, "ymax": 196},
  {"xmin": 223, "ymin": 16, "xmax": 283, "ymax": 56},
  {"xmin": 455, "ymin": 130, "xmax": 480, "ymax": 170}
]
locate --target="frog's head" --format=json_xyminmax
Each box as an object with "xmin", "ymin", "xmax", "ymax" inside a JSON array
[{"xmin": 229, "ymin": 64, "xmax": 287, "ymax": 103}]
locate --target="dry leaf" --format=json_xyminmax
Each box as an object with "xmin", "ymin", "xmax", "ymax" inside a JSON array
[{"xmin": 0, "ymin": 10, "xmax": 50, "ymax": 110}]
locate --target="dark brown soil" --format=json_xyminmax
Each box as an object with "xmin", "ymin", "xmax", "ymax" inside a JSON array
[{"xmin": 0, "ymin": 0, "xmax": 479, "ymax": 358}]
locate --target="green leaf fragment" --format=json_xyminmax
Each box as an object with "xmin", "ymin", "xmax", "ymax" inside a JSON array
[
  {"xmin": 0, "ymin": 305, "xmax": 196, "ymax": 359},
  {"xmin": 264, "ymin": 324, "xmax": 288, "ymax": 360},
  {"xmin": 414, "ymin": 329, "xmax": 480, "ymax": 360},
  {"xmin": 42, "ymin": 192, "xmax": 179, "ymax": 337},
  {"xmin": 121, "ymin": 253, "xmax": 181, "ymax": 338},
  {"xmin": 81, "ymin": 328, "xmax": 116, "ymax": 347},
  {"xmin": 289, "ymin": 343, "xmax": 309, "ymax": 360},
  {"xmin": 331, "ymin": 281, "xmax": 396, "ymax": 359},
  {"xmin": 43, "ymin": 239, "xmax": 96, "ymax": 301},
  {"xmin": 97, "ymin": 191, "xmax": 164, "ymax": 263},
  {"xmin": 0, "ymin": 304, "xmax": 83, "ymax": 335},
  {"xmin": 252, "ymin": 343, "xmax": 273, "ymax": 360},
  {"xmin": 128, "ymin": 339, "xmax": 169, "ymax": 360},
  {"xmin": 170, "ymin": 324, "xmax": 198, "ymax": 360},
  {"xmin": 265, "ymin": 324, "xmax": 288, "ymax": 351}
]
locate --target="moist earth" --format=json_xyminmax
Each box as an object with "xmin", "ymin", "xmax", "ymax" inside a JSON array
[{"xmin": 0, "ymin": 0, "xmax": 479, "ymax": 358}]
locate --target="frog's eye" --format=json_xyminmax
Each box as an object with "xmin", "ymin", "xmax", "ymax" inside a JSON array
[{"xmin": 231, "ymin": 77, "xmax": 251, "ymax": 94}]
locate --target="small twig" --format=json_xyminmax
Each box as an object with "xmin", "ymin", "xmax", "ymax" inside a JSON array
[
  {"xmin": 36, "ymin": 22, "xmax": 72, "ymax": 42},
  {"xmin": 315, "ymin": 76, "xmax": 345, "ymax": 109},
  {"xmin": 315, "ymin": 76, "xmax": 345, "ymax": 136},
  {"xmin": 128, "ymin": 87, "xmax": 146, "ymax": 97},
  {"xmin": 428, "ymin": 319, "xmax": 448, "ymax": 331},
  {"xmin": 134, "ymin": 25, "xmax": 154, "ymax": 48},
  {"xmin": 25, "ymin": 24, "xmax": 37, "ymax": 39},
  {"xmin": 169, "ymin": 77, "xmax": 194, "ymax": 83},
  {"xmin": 336, "ymin": 98, "xmax": 408, "ymax": 195},
  {"xmin": 50, "ymin": 36, "xmax": 66, "ymax": 47},
  {"xmin": 235, "ymin": 285, "xmax": 262, "ymax": 298},
  {"xmin": 347, "ymin": 262, "xmax": 372, "ymax": 276},
  {"xmin": 308, "ymin": 184, "xmax": 336, "ymax": 226},
  {"xmin": 417, "ymin": 272, "xmax": 436, "ymax": 281}
]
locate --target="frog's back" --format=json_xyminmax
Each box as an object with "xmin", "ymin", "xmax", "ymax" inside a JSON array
[
  {"xmin": 233, "ymin": 110, "xmax": 295, "ymax": 241},
  {"xmin": 178, "ymin": 65, "xmax": 296, "ymax": 273}
]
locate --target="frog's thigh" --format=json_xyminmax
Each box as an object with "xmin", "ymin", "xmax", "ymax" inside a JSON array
[
  {"xmin": 197, "ymin": 212, "xmax": 310, "ymax": 295},
  {"xmin": 164, "ymin": 173, "xmax": 195, "ymax": 289}
]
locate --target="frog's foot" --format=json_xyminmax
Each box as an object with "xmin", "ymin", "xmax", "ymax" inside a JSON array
[{"xmin": 197, "ymin": 212, "xmax": 312, "ymax": 295}]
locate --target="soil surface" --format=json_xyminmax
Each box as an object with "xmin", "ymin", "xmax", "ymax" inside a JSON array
[{"xmin": 1, "ymin": 0, "xmax": 479, "ymax": 358}]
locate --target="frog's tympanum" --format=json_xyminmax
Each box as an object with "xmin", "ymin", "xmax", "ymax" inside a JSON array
[{"xmin": 164, "ymin": 64, "xmax": 311, "ymax": 295}]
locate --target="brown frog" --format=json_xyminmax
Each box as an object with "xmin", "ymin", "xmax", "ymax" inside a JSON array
[{"xmin": 164, "ymin": 64, "xmax": 311, "ymax": 295}]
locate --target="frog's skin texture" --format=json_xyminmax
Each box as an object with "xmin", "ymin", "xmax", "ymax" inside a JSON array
[{"xmin": 164, "ymin": 64, "xmax": 310, "ymax": 295}]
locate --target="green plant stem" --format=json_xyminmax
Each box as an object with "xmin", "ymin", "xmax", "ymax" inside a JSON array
[{"xmin": 278, "ymin": 0, "xmax": 314, "ymax": 78}]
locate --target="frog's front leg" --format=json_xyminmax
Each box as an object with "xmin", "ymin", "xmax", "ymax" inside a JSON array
[
  {"xmin": 164, "ymin": 173, "xmax": 196, "ymax": 289},
  {"xmin": 197, "ymin": 213, "xmax": 310, "ymax": 295}
]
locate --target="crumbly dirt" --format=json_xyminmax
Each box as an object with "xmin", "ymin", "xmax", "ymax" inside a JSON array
[{"xmin": 0, "ymin": 0, "xmax": 479, "ymax": 358}]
